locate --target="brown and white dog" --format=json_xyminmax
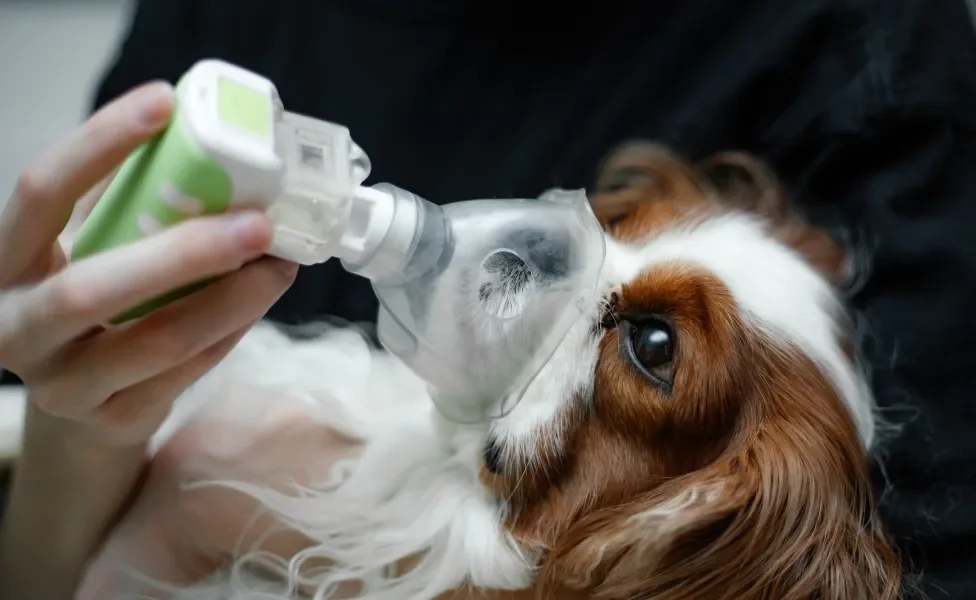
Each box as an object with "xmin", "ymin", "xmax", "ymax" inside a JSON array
[
  {"xmin": 482, "ymin": 143, "xmax": 901, "ymax": 599},
  {"xmin": 120, "ymin": 142, "xmax": 901, "ymax": 600}
]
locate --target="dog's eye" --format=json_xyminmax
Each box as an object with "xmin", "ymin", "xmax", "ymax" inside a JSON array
[
  {"xmin": 623, "ymin": 319, "xmax": 674, "ymax": 388},
  {"xmin": 632, "ymin": 322, "xmax": 672, "ymax": 373}
]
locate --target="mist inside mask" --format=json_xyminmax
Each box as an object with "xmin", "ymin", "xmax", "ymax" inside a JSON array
[{"xmin": 350, "ymin": 188, "xmax": 607, "ymax": 424}]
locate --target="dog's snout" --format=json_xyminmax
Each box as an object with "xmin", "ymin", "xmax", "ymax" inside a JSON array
[{"xmin": 505, "ymin": 228, "xmax": 573, "ymax": 280}]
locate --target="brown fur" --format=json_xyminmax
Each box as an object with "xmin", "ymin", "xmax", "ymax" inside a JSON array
[{"xmin": 482, "ymin": 143, "xmax": 900, "ymax": 599}]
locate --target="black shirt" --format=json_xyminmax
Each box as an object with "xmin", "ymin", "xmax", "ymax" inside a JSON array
[{"xmin": 33, "ymin": 0, "xmax": 976, "ymax": 596}]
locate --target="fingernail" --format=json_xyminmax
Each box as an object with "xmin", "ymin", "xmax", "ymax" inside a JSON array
[
  {"xmin": 136, "ymin": 81, "xmax": 175, "ymax": 128},
  {"xmin": 270, "ymin": 258, "xmax": 300, "ymax": 280},
  {"xmin": 229, "ymin": 212, "xmax": 272, "ymax": 251}
]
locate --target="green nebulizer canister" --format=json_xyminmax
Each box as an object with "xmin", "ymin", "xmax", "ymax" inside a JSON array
[{"xmin": 70, "ymin": 59, "xmax": 374, "ymax": 322}]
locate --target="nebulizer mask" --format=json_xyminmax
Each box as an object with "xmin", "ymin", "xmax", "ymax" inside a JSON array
[{"xmin": 71, "ymin": 59, "xmax": 607, "ymax": 423}]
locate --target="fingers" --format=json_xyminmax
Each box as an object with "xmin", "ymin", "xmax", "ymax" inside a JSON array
[
  {"xmin": 63, "ymin": 168, "xmax": 118, "ymax": 242},
  {"xmin": 10, "ymin": 211, "xmax": 274, "ymax": 358},
  {"xmin": 90, "ymin": 322, "xmax": 255, "ymax": 447},
  {"xmin": 0, "ymin": 81, "xmax": 174, "ymax": 279},
  {"xmin": 35, "ymin": 257, "xmax": 297, "ymax": 417}
]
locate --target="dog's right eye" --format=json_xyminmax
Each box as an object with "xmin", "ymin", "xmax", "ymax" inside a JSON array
[{"xmin": 620, "ymin": 318, "xmax": 675, "ymax": 391}]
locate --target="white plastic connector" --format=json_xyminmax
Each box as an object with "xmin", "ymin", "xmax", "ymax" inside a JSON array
[
  {"xmin": 342, "ymin": 183, "xmax": 423, "ymax": 281},
  {"xmin": 266, "ymin": 179, "xmax": 419, "ymax": 276},
  {"xmin": 265, "ymin": 109, "xmax": 376, "ymax": 265},
  {"xmin": 334, "ymin": 185, "xmax": 396, "ymax": 265},
  {"xmin": 260, "ymin": 108, "xmax": 429, "ymax": 278}
]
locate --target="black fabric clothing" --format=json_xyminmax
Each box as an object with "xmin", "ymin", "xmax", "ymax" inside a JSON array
[{"xmin": 7, "ymin": 0, "xmax": 976, "ymax": 595}]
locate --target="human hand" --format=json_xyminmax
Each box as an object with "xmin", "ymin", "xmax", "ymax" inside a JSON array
[
  {"xmin": 0, "ymin": 81, "xmax": 298, "ymax": 447},
  {"xmin": 0, "ymin": 81, "xmax": 298, "ymax": 599}
]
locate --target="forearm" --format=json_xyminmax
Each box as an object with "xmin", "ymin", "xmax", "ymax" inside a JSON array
[{"xmin": 0, "ymin": 400, "xmax": 148, "ymax": 599}]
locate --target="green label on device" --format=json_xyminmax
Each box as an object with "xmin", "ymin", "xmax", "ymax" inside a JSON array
[{"xmin": 217, "ymin": 77, "xmax": 272, "ymax": 138}]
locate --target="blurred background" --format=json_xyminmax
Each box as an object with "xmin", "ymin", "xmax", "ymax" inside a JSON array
[
  {"xmin": 2, "ymin": 0, "xmax": 976, "ymax": 210},
  {"xmin": 0, "ymin": 0, "xmax": 132, "ymax": 207}
]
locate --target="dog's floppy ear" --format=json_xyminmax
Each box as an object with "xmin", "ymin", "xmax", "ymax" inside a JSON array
[
  {"xmin": 696, "ymin": 151, "xmax": 856, "ymax": 292},
  {"xmin": 538, "ymin": 348, "xmax": 901, "ymax": 600},
  {"xmin": 541, "ymin": 452, "xmax": 899, "ymax": 600},
  {"xmin": 591, "ymin": 142, "xmax": 705, "ymax": 228},
  {"xmin": 695, "ymin": 151, "xmax": 788, "ymax": 221}
]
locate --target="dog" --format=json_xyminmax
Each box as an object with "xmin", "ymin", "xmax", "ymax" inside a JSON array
[{"xmin": 100, "ymin": 142, "xmax": 901, "ymax": 600}]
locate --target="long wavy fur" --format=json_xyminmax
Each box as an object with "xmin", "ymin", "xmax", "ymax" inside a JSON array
[{"xmin": 137, "ymin": 321, "xmax": 534, "ymax": 600}]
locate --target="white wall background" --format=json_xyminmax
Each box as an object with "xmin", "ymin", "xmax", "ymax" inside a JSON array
[{"xmin": 0, "ymin": 0, "xmax": 132, "ymax": 209}]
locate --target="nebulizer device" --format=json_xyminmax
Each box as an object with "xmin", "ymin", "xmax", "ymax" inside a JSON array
[{"xmin": 71, "ymin": 59, "xmax": 607, "ymax": 423}]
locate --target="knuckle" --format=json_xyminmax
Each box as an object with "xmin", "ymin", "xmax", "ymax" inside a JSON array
[
  {"xmin": 46, "ymin": 273, "xmax": 102, "ymax": 318},
  {"xmin": 93, "ymin": 392, "xmax": 142, "ymax": 428},
  {"xmin": 93, "ymin": 391, "xmax": 171, "ymax": 442},
  {"xmin": 28, "ymin": 385, "xmax": 53, "ymax": 412},
  {"xmin": 30, "ymin": 380, "xmax": 73, "ymax": 417},
  {"xmin": 37, "ymin": 365, "xmax": 106, "ymax": 417},
  {"xmin": 0, "ymin": 292, "xmax": 36, "ymax": 372},
  {"xmin": 14, "ymin": 166, "xmax": 57, "ymax": 205}
]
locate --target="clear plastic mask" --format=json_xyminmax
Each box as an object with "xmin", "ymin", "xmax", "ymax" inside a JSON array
[{"xmin": 368, "ymin": 187, "xmax": 607, "ymax": 424}]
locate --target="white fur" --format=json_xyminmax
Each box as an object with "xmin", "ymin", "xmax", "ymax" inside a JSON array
[
  {"xmin": 121, "ymin": 208, "xmax": 874, "ymax": 599},
  {"xmin": 602, "ymin": 213, "xmax": 876, "ymax": 447},
  {"xmin": 139, "ymin": 323, "xmax": 535, "ymax": 600}
]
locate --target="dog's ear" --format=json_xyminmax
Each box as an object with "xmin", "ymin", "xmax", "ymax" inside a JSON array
[
  {"xmin": 695, "ymin": 151, "xmax": 788, "ymax": 221},
  {"xmin": 591, "ymin": 142, "xmax": 705, "ymax": 229},
  {"xmin": 538, "ymin": 349, "xmax": 901, "ymax": 600},
  {"xmin": 541, "ymin": 456, "xmax": 899, "ymax": 600},
  {"xmin": 696, "ymin": 151, "xmax": 855, "ymax": 291}
]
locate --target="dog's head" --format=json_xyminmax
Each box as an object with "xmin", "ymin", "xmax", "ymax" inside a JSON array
[{"xmin": 479, "ymin": 143, "xmax": 900, "ymax": 599}]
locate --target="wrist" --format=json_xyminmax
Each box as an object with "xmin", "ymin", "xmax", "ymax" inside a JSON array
[
  {"xmin": 25, "ymin": 395, "xmax": 149, "ymax": 455},
  {"xmin": 0, "ymin": 402, "xmax": 150, "ymax": 599}
]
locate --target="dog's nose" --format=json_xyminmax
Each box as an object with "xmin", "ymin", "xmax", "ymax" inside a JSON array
[{"xmin": 504, "ymin": 227, "xmax": 573, "ymax": 280}]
